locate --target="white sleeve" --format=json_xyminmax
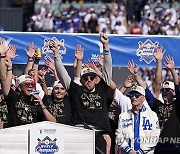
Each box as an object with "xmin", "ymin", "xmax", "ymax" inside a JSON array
[
  {"xmin": 114, "ymin": 88, "xmax": 132, "ymax": 113},
  {"xmin": 73, "ymin": 77, "xmax": 82, "ymax": 86}
]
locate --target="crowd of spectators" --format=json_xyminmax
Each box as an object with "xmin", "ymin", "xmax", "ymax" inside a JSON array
[{"xmin": 27, "ymin": 0, "xmax": 179, "ymax": 35}]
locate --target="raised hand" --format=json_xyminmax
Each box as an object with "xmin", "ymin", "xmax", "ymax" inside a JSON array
[
  {"xmin": 5, "ymin": 57, "xmax": 12, "ymax": 69},
  {"xmin": 6, "ymin": 45, "xmax": 18, "ymax": 59},
  {"xmin": 164, "ymin": 55, "xmax": 175, "ymax": 70},
  {"xmin": 84, "ymin": 60, "xmax": 102, "ymax": 77},
  {"xmin": 74, "ymin": 44, "xmax": 84, "ymax": 60},
  {"xmin": 97, "ymin": 55, "xmax": 104, "ymax": 68},
  {"xmin": 49, "ymin": 39, "xmax": 58, "ymax": 52},
  {"xmin": 154, "ymin": 46, "xmax": 165, "ymax": 61},
  {"xmin": 44, "ymin": 56, "xmax": 55, "ymax": 71},
  {"xmin": 0, "ymin": 38, "xmax": 8, "ymax": 55},
  {"xmin": 127, "ymin": 60, "xmax": 138, "ymax": 75},
  {"xmin": 38, "ymin": 68, "xmax": 47, "ymax": 82},
  {"xmin": 100, "ymin": 32, "xmax": 109, "ymax": 45},
  {"xmin": 124, "ymin": 75, "xmax": 134, "ymax": 88},
  {"xmin": 25, "ymin": 42, "xmax": 35, "ymax": 58}
]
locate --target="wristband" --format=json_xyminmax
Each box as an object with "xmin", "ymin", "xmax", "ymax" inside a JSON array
[
  {"xmin": 0, "ymin": 55, "xmax": 6, "ymax": 58},
  {"xmin": 28, "ymin": 59, "xmax": 33, "ymax": 62},
  {"xmin": 42, "ymin": 107, "xmax": 46, "ymax": 110},
  {"xmin": 123, "ymin": 85, "xmax": 128, "ymax": 88},
  {"xmin": 40, "ymin": 80, "xmax": 46, "ymax": 84},
  {"xmin": 7, "ymin": 68, "xmax": 12, "ymax": 71},
  {"xmin": 41, "ymin": 105, "xmax": 46, "ymax": 110}
]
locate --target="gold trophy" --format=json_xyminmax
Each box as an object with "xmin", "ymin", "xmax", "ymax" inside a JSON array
[{"xmin": 36, "ymin": 48, "xmax": 42, "ymax": 59}]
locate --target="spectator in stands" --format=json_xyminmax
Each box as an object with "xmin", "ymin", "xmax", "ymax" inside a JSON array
[
  {"xmin": 130, "ymin": 22, "xmax": 142, "ymax": 34},
  {"xmin": 87, "ymin": 13, "xmax": 99, "ymax": 33},
  {"xmin": 28, "ymin": 0, "xmax": 179, "ymax": 36}
]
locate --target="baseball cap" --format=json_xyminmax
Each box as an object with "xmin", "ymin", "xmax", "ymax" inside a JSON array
[
  {"xmin": 53, "ymin": 80, "xmax": 64, "ymax": 89},
  {"xmin": 17, "ymin": 75, "xmax": 33, "ymax": 86},
  {"xmin": 163, "ymin": 81, "xmax": 174, "ymax": 91},
  {"xmin": 129, "ymin": 85, "xmax": 145, "ymax": 96},
  {"xmin": 80, "ymin": 68, "xmax": 96, "ymax": 78}
]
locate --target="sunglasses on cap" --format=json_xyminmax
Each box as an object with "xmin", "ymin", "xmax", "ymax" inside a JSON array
[
  {"xmin": 127, "ymin": 93, "xmax": 142, "ymax": 99},
  {"xmin": 82, "ymin": 75, "xmax": 96, "ymax": 82}
]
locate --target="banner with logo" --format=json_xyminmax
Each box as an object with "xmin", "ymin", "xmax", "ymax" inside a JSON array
[
  {"xmin": 0, "ymin": 32, "xmax": 179, "ymax": 67},
  {"xmin": 29, "ymin": 127, "xmax": 64, "ymax": 154}
]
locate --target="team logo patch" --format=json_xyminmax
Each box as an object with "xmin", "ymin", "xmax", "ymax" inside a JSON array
[
  {"xmin": 136, "ymin": 39, "xmax": 159, "ymax": 64},
  {"xmin": 35, "ymin": 136, "xmax": 59, "ymax": 154},
  {"xmin": 42, "ymin": 37, "xmax": 66, "ymax": 60}
]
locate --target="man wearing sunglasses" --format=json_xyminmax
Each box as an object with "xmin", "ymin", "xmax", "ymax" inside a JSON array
[
  {"xmin": 51, "ymin": 33, "xmax": 112, "ymax": 154},
  {"xmin": 116, "ymin": 85, "xmax": 160, "ymax": 154}
]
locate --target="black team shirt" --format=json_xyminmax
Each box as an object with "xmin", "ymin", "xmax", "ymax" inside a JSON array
[{"xmin": 68, "ymin": 79, "xmax": 111, "ymax": 132}]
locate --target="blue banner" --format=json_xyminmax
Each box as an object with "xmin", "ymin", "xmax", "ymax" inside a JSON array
[{"xmin": 0, "ymin": 32, "xmax": 179, "ymax": 67}]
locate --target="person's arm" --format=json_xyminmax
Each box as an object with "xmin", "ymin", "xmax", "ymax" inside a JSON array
[
  {"xmin": 74, "ymin": 44, "xmax": 83, "ymax": 78},
  {"xmin": 114, "ymin": 88, "xmax": 132, "ymax": 112},
  {"xmin": 33, "ymin": 94, "xmax": 56, "ymax": 122},
  {"xmin": 120, "ymin": 75, "xmax": 134, "ymax": 93},
  {"xmin": 100, "ymin": 33, "xmax": 112, "ymax": 86},
  {"xmin": 164, "ymin": 55, "xmax": 178, "ymax": 85},
  {"xmin": 24, "ymin": 42, "xmax": 36, "ymax": 75},
  {"xmin": 154, "ymin": 47, "xmax": 164, "ymax": 98},
  {"xmin": 33, "ymin": 58, "xmax": 40, "ymax": 82},
  {"xmin": 0, "ymin": 38, "xmax": 10, "ymax": 96},
  {"xmin": 3, "ymin": 45, "xmax": 17, "ymax": 95},
  {"xmin": 44, "ymin": 57, "xmax": 59, "ymax": 81},
  {"xmin": 127, "ymin": 60, "xmax": 146, "ymax": 89},
  {"xmin": 50, "ymin": 39, "xmax": 71, "ymax": 90},
  {"xmin": 4, "ymin": 58, "xmax": 13, "ymax": 94},
  {"xmin": 108, "ymin": 80, "xmax": 117, "ymax": 99},
  {"xmin": 38, "ymin": 68, "xmax": 48, "ymax": 95}
]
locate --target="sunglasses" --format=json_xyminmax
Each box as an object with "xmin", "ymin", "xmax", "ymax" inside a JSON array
[
  {"xmin": 82, "ymin": 76, "xmax": 96, "ymax": 82},
  {"xmin": 23, "ymin": 82, "xmax": 36, "ymax": 88},
  {"xmin": 127, "ymin": 93, "xmax": 142, "ymax": 99},
  {"xmin": 161, "ymin": 88, "xmax": 171, "ymax": 92}
]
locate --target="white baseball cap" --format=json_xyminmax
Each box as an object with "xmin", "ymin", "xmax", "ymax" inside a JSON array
[
  {"xmin": 129, "ymin": 85, "xmax": 145, "ymax": 96},
  {"xmin": 17, "ymin": 75, "xmax": 33, "ymax": 86},
  {"xmin": 163, "ymin": 81, "xmax": 174, "ymax": 91},
  {"xmin": 53, "ymin": 80, "xmax": 64, "ymax": 89},
  {"xmin": 80, "ymin": 68, "xmax": 96, "ymax": 78}
]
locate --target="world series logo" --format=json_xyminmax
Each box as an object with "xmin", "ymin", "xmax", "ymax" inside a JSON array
[
  {"xmin": 35, "ymin": 136, "xmax": 59, "ymax": 154},
  {"xmin": 136, "ymin": 39, "xmax": 159, "ymax": 64},
  {"xmin": 42, "ymin": 37, "xmax": 66, "ymax": 60}
]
